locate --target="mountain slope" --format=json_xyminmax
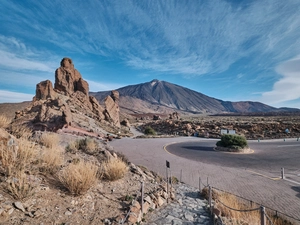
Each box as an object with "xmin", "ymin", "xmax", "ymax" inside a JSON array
[{"xmin": 90, "ymin": 80, "xmax": 295, "ymax": 115}]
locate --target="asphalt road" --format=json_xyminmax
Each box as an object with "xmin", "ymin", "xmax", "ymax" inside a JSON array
[
  {"xmin": 110, "ymin": 136, "xmax": 300, "ymax": 222},
  {"xmin": 166, "ymin": 139, "xmax": 300, "ymax": 182}
]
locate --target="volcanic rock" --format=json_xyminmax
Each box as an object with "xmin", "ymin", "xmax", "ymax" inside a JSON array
[
  {"xmin": 54, "ymin": 57, "xmax": 86, "ymax": 96},
  {"xmin": 35, "ymin": 80, "xmax": 56, "ymax": 100},
  {"xmin": 10, "ymin": 58, "xmax": 122, "ymax": 135},
  {"xmin": 104, "ymin": 91, "xmax": 120, "ymax": 127}
]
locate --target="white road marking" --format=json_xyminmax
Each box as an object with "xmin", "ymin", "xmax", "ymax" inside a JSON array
[{"xmin": 276, "ymin": 145, "xmax": 300, "ymax": 147}]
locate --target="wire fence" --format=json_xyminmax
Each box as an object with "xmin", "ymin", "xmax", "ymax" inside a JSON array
[{"xmin": 164, "ymin": 166, "xmax": 300, "ymax": 225}]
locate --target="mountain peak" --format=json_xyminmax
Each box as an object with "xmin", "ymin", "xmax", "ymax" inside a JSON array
[{"xmin": 150, "ymin": 79, "xmax": 160, "ymax": 86}]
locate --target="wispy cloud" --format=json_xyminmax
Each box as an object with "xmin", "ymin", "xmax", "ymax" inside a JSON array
[
  {"xmin": 0, "ymin": 35, "xmax": 57, "ymax": 72},
  {"xmin": 86, "ymin": 79, "xmax": 124, "ymax": 92},
  {"xmin": 260, "ymin": 57, "xmax": 300, "ymax": 106},
  {"xmin": 2, "ymin": 1, "xmax": 300, "ymax": 76},
  {"xmin": 0, "ymin": 90, "xmax": 33, "ymax": 103}
]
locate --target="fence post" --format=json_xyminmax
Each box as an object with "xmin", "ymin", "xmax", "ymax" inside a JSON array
[
  {"xmin": 209, "ymin": 186, "xmax": 212, "ymax": 215},
  {"xmin": 166, "ymin": 167, "xmax": 169, "ymax": 203},
  {"xmin": 170, "ymin": 170, "xmax": 173, "ymax": 198},
  {"xmin": 141, "ymin": 181, "xmax": 144, "ymax": 215},
  {"xmin": 260, "ymin": 206, "xmax": 266, "ymax": 225},
  {"xmin": 207, "ymin": 177, "xmax": 209, "ymax": 186},
  {"xmin": 281, "ymin": 168, "xmax": 285, "ymax": 179},
  {"xmin": 180, "ymin": 169, "xmax": 182, "ymax": 183},
  {"xmin": 199, "ymin": 177, "xmax": 201, "ymax": 192}
]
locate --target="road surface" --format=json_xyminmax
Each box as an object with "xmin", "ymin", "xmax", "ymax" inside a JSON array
[{"xmin": 110, "ymin": 137, "xmax": 300, "ymax": 222}]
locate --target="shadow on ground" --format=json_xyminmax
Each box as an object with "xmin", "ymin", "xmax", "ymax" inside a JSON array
[
  {"xmin": 182, "ymin": 146, "xmax": 214, "ymax": 152},
  {"xmin": 291, "ymin": 186, "xmax": 300, "ymax": 198}
]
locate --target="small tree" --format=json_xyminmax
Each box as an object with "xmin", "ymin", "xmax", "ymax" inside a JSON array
[
  {"xmin": 144, "ymin": 126, "xmax": 156, "ymax": 135},
  {"xmin": 216, "ymin": 134, "xmax": 248, "ymax": 150}
]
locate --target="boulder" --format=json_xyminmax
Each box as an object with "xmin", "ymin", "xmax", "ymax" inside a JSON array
[{"xmin": 121, "ymin": 119, "xmax": 130, "ymax": 127}]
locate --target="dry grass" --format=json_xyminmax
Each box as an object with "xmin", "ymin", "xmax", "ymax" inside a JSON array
[
  {"xmin": 9, "ymin": 123, "xmax": 32, "ymax": 139},
  {"xmin": 66, "ymin": 138, "xmax": 98, "ymax": 154},
  {"xmin": 6, "ymin": 172, "xmax": 36, "ymax": 200},
  {"xmin": 211, "ymin": 190, "xmax": 294, "ymax": 225},
  {"xmin": 0, "ymin": 138, "xmax": 37, "ymax": 176},
  {"xmin": 59, "ymin": 160, "xmax": 98, "ymax": 196},
  {"xmin": 65, "ymin": 140, "xmax": 80, "ymax": 153},
  {"xmin": 0, "ymin": 115, "xmax": 11, "ymax": 128},
  {"xmin": 39, "ymin": 132, "xmax": 60, "ymax": 148},
  {"xmin": 79, "ymin": 138, "xmax": 98, "ymax": 154},
  {"xmin": 216, "ymin": 192, "xmax": 260, "ymax": 224},
  {"xmin": 40, "ymin": 146, "xmax": 64, "ymax": 174},
  {"xmin": 101, "ymin": 158, "xmax": 128, "ymax": 181}
]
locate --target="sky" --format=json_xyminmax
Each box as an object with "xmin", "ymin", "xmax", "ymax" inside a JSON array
[{"xmin": 1, "ymin": 0, "xmax": 300, "ymax": 108}]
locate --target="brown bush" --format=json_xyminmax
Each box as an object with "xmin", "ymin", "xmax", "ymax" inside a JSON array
[
  {"xmin": 59, "ymin": 160, "xmax": 98, "ymax": 196},
  {"xmin": 40, "ymin": 146, "xmax": 64, "ymax": 174},
  {"xmin": 9, "ymin": 124, "xmax": 32, "ymax": 139},
  {"xmin": 0, "ymin": 138, "xmax": 37, "ymax": 176},
  {"xmin": 101, "ymin": 158, "xmax": 128, "ymax": 181},
  {"xmin": 39, "ymin": 132, "xmax": 60, "ymax": 148},
  {"xmin": 6, "ymin": 172, "xmax": 36, "ymax": 200},
  {"xmin": 0, "ymin": 115, "xmax": 11, "ymax": 128}
]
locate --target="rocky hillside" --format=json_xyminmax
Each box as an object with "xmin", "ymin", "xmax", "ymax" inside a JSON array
[
  {"xmin": 9, "ymin": 57, "xmax": 131, "ymax": 137},
  {"xmin": 91, "ymin": 80, "xmax": 297, "ymax": 115}
]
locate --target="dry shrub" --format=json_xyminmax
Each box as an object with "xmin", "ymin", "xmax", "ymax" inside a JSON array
[
  {"xmin": 59, "ymin": 160, "xmax": 98, "ymax": 196},
  {"xmin": 0, "ymin": 138, "xmax": 37, "ymax": 176},
  {"xmin": 216, "ymin": 192, "xmax": 260, "ymax": 224},
  {"xmin": 101, "ymin": 158, "xmax": 128, "ymax": 181},
  {"xmin": 66, "ymin": 138, "xmax": 98, "ymax": 154},
  {"xmin": 79, "ymin": 138, "xmax": 98, "ymax": 154},
  {"xmin": 9, "ymin": 124, "xmax": 32, "ymax": 139},
  {"xmin": 66, "ymin": 140, "xmax": 80, "ymax": 153},
  {"xmin": 39, "ymin": 132, "xmax": 60, "ymax": 148},
  {"xmin": 40, "ymin": 146, "xmax": 64, "ymax": 174},
  {"xmin": 0, "ymin": 115, "xmax": 11, "ymax": 128},
  {"xmin": 6, "ymin": 172, "xmax": 36, "ymax": 200}
]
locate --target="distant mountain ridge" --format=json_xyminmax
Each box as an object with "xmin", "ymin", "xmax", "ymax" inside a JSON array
[{"xmin": 90, "ymin": 80, "xmax": 299, "ymax": 115}]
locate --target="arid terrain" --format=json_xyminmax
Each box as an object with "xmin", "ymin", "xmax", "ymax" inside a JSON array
[
  {"xmin": 0, "ymin": 57, "xmax": 299, "ymax": 225},
  {"xmin": 136, "ymin": 114, "xmax": 300, "ymax": 140}
]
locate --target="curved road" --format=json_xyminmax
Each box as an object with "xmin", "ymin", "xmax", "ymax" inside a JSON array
[
  {"xmin": 166, "ymin": 140, "xmax": 300, "ymax": 181},
  {"xmin": 110, "ymin": 137, "xmax": 300, "ymax": 222}
]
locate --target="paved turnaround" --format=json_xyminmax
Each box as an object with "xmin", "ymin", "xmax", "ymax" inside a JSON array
[{"xmin": 110, "ymin": 137, "xmax": 300, "ymax": 223}]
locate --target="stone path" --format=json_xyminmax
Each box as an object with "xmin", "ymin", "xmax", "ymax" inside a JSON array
[{"xmin": 145, "ymin": 183, "xmax": 212, "ymax": 225}]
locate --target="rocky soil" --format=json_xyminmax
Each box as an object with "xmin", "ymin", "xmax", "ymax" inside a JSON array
[
  {"xmin": 0, "ymin": 129, "xmax": 176, "ymax": 225},
  {"xmin": 137, "ymin": 115, "xmax": 300, "ymax": 140}
]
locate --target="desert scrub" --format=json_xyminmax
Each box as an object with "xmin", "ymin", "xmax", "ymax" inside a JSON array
[
  {"xmin": 0, "ymin": 115, "xmax": 11, "ymax": 128},
  {"xmin": 79, "ymin": 138, "xmax": 99, "ymax": 154},
  {"xmin": 6, "ymin": 172, "xmax": 36, "ymax": 200},
  {"xmin": 9, "ymin": 123, "xmax": 32, "ymax": 139},
  {"xmin": 144, "ymin": 126, "xmax": 156, "ymax": 135},
  {"xmin": 65, "ymin": 140, "xmax": 80, "ymax": 153},
  {"xmin": 101, "ymin": 158, "xmax": 128, "ymax": 181},
  {"xmin": 0, "ymin": 138, "xmax": 37, "ymax": 176},
  {"xmin": 40, "ymin": 146, "xmax": 64, "ymax": 174},
  {"xmin": 216, "ymin": 134, "xmax": 248, "ymax": 150},
  {"xmin": 59, "ymin": 161, "xmax": 98, "ymax": 196},
  {"xmin": 39, "ymin": 132, "xmax": 60, "ymax": 148},
  {"xmin": 66, "ymin": 138, "xmax": 99, "ymax": 154}
]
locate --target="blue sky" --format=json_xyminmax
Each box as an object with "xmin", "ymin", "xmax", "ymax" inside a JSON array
[{"xmin": 1, "ymin": 0, "xmax": 300, "ymax": 108}]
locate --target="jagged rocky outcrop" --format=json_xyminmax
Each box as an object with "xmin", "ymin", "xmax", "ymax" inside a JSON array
[
  {"xmin": 104, "ymin": 91, "xmax": 120, "ymax": 127},
  {"xmin": 11, "ymin": 58, "xmax": 122, "ymax": 133}
]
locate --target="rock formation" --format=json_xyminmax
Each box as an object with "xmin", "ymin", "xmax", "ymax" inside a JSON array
[
  {"xmin": 104, "ymin": 91, "xmax": 120, "ymax": 127},
  {"xmin": 35, "ymin": 80, "xmax": 56, "ymax": 100},
  {"xmin": 11, "ymin": 57, "xmax": 121, "ymax": 133},
  {"xmin": 54, "ymin": 58, "xmax": 88, "ymax": 96},
  {"xmin": 169, "ymin": 112, "xmax": 180, "ymax": 120}
]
